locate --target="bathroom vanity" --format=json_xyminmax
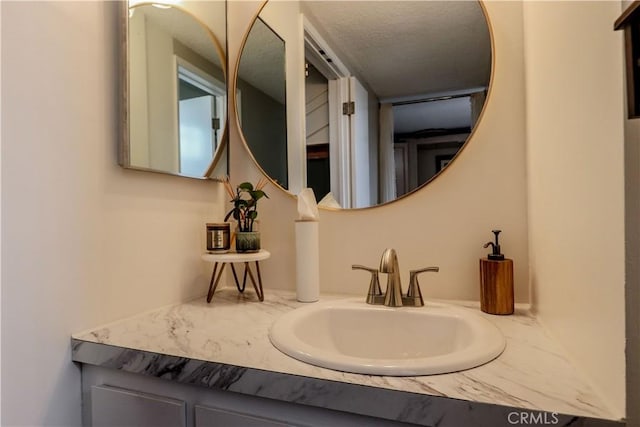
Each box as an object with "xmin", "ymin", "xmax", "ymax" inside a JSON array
[{"xmin": 72, "ymin": 289, "xmax": 623, "ymax": 427}]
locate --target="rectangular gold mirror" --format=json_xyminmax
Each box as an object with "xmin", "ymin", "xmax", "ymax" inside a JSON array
[{"xmin": 120, "ymin": 1, "xmax": 228, "ymax": 180}]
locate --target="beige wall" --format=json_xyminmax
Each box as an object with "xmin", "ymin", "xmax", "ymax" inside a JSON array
[
  {"xmin": 523, "ymin": 1, "xmax": 625, "ymax": 418},
  {"xmin": 229, "ymin": 1, "xmax": 530, "ymax": 303},
  {"xmin": 1, "ymin": 2, "xmax": 225, "ymax": 425}
]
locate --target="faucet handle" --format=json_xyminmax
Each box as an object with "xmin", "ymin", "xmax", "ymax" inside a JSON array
[
  {"xmin": 352, "ymin": 264, "xmax": 377, "ymax": 273},
  {"xmin": 405, "ymin": 267, "xmax": 440, "ymax": 307},
  {"xmin": 410, "ymin": 266, "xmax": 440, "ymax": 276},
  {"xmin": 352, "ymin": 265, "xmax": 383, "ymax": 304}
]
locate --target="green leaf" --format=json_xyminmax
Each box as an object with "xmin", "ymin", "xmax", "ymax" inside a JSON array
[
  {"xmin": 238, "ymin": 182, "xmax": 253, "ymax": 191},
  {"xmin": 252, "ymin": 190, "xmax": 266, "ymax": 200},
  {"xmin": 248, "ymin": 211, "xmax": 258, "ymax": 220}
]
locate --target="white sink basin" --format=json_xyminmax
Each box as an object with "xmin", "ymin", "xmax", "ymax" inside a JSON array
[{"xmin": 269, "ymin": 299, "xmax": 505, "ymax": 376}]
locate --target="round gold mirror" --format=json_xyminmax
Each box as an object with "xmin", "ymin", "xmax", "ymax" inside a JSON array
[{"xmin": 235, "ymin": 1, "xmax": 493, "ymax": 209}]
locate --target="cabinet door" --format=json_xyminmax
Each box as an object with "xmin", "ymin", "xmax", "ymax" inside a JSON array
[
  {"xmin": 195, "ymin": 405, "xmax": 289, "ymax": 427},
  {"xmin": 91, "ymin": 385, "xmax": 186, "ymax": 427}
]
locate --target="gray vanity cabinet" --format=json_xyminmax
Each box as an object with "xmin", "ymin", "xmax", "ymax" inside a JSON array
[
  {"xmin": 91, "ymin": 385, "xmax": 186, "ymax": 427},
  {"xmin": 194, "ymin": 405, "xmax": 288, "ymax": 426},
  {"xmin": 82, "ymin": 365, "xmax": 412, "ymax": 427}
]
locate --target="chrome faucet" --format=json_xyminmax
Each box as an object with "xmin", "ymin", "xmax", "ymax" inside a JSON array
[{"xmin": 352, "ymin": 249, "xmax": 439, "ymax": 307}]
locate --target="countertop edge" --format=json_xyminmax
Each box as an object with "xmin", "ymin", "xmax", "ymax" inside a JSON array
[{"xmin": 71, "ymin": 338, "xmax": 624, "ymax": 427}]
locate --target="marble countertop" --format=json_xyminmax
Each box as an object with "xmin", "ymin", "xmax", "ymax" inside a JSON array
[{"xmin": 72, "ymin": 288, "xmax": 617, "ymax": 423}]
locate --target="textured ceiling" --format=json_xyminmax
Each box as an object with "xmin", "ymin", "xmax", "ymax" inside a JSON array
[
  {"xmin": 240, "ymin": 1, "xmax": 491, "ymax": 105},
  {"xmin": 301, "ymin": 0, "xmax": 491, "ymax": 101},
  {"xmin": 238, "ymin": 18, "xmax": 287, "ymax": 104}
]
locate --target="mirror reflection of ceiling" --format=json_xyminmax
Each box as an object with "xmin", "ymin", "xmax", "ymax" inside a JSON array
[
  {"xmin": 134, "ymin": 5, "xmax": 223, "ymax": 69},
  {"xmin": 394, "ymin": 96, "xmax": 473, "ymax": 134},
  {"xmin": 301, "ymin": 1, "xmax": 491, "ymax": 101},
  {"xmin": 237, "ymin": 19, "xmax": 286, "ymax": 104},
  {"xmin": 129, "ymin": 0, "xmax": 227, "ymax": 53}
]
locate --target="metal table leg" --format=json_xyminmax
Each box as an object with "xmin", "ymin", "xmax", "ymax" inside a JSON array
[
  {"xmin": 255, "ymin": 261, "xmax": 265, "ymax": 301},
  {"xmin": 207, "ymin": 261, "xmax": 265, "ymax": 303},
  {"xmin": 206, "ymin": 262, "xmax": 227, "ymax": 303},
  {"xmin": 246, "ymin": 261, "xmax": 264, "ymax": 301},
  {"xmin": 230, "ymin": 263, "xmax": 246, "ymax": 293}
]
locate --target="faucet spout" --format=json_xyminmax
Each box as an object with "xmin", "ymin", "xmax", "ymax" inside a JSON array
[{"xmin": 380, "ymin": 248, "xmax": 403, "ymax": 307}]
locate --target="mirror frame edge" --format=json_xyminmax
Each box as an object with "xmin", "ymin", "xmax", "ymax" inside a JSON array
[
  {"xmin": 119, "ymin": 0, "xmax": 130, "ymax": 171},
  {"xmin": 119, "ymin": 1, "xmax": 230, "ymax": 182},
  {"xmin": 231, "ymin": 0, "xmax": 297, "ymax": 199},
  {"xmin": 233, "ymin": 0, "xmax": 496, "ymax": 209}
]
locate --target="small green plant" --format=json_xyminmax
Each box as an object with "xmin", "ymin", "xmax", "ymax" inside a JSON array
[{"xmin": 223, "ymin": 178, "xmax": 269, "ymax": 232}]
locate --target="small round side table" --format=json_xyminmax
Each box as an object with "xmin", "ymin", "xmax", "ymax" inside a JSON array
[{"xmin": 201, "ymin": 250, "xmax": 271, "ymax": 302}]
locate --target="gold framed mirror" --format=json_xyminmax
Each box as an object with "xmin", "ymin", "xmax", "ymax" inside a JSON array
[
  {"xmin": 120, "ymin": 1, "xmax": 228, "ymax": 180},
  {"xmin": 235, "ymin": 0, "xmax": 494, "ymax": 208}
]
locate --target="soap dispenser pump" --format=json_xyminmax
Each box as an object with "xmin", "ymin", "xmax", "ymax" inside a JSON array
[
  {"xmin": 479, "ymin": 229, "xmax": 514, "ymax": 315},
  {"xmin": 484, "ymin": 230, "xmax": 505, "ymax": 260}
]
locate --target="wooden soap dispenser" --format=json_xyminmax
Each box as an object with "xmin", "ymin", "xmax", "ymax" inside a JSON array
[{"xmin": 479, "ymin": 230, "xmax": 514, "ymax": 315}]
